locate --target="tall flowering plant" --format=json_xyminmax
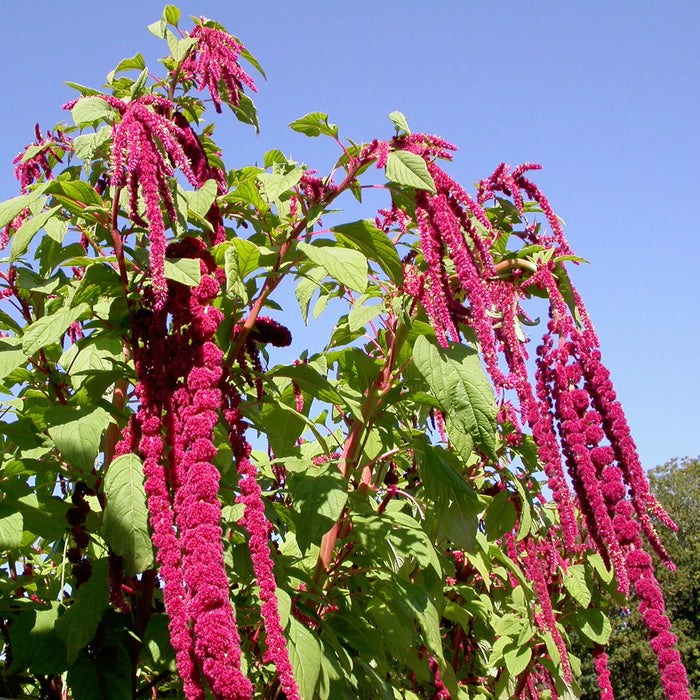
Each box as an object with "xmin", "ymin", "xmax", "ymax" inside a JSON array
[{"xmin": 0, "ymin": 6, "xmax": 690, "ymax": 699}]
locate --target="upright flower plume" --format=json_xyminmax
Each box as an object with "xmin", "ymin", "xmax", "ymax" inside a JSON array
[
  {"xmin": 182, "ymin": 23, "xmax": 258, "ymax": 113},
  {"xmin": 64, "ymin": 94, "xmax": 199, "ymax": 309}
]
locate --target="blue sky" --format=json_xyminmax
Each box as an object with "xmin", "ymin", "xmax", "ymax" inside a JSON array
[{"xmin": 1, "ymin": 1, "xmax": 698, "ymax": 470}]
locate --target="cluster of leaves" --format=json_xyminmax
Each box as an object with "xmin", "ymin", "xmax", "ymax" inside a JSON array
[{"xmin": 0, "ymin": 6, "xmax": 683, "ymax": 700}]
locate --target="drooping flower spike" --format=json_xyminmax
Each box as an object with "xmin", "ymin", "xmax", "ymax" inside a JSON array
[{"xmin": 390, "ymin": 135, "xmax": 689, "ymax": 697}]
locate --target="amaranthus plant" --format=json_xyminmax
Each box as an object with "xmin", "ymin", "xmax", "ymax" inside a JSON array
[{"xmin": 0, "ymin": 7, "xmax": 691, "ymax": 700}]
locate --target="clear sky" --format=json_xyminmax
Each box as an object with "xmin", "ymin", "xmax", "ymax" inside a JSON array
[{"xmin": 1, "ymin": 1, "xmax": 698, "ymax": 470}]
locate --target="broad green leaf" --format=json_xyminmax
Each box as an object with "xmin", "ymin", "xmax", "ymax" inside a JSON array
[
  {"xmin": 166, "ymin": 31, "xmax": 198, "ymax": 64},
  {"xmin": 184, "ymin": 179, "xmax": 218, "ymax": 218},
  {"xmin": 45, "ymin": 180, "xmax": 105, "ymax": 209},
  {"xmin": 141, "ymin": 614, "xmax": 177, "ymax": 672},
  {"xmin": 333, "ymin": 219, "xmax": 403, "ymax": 284},
  {"xmin": 298, "ymin": 241, "xmax": 368, "ymax": 294},
  {"xmin": 0, "ymin": 505, "xmax": 23, "ymax": 548},
  {"xmin": 0, "ymin": 192, "xmax": 37, "ymax": 229},
  {"xmin": 348, "ymin": 300, "xmax": 383, "ymax": 333},
  {"xmin": 568, "ymin": 609, "xmax": 611, "ymax": 645},
  {"xmin": 418, "ymin": 443, "xmax": 479, "ymax": 551},
  {"xmin": 163, "ymin": 4, "xmax": 180, "ymax": 25},
  {"xmin": 22, "ymin": 303, "xmax": 89, "ymax": 357},
  {"xmin": 73, "ymin": 126, "xmax": 111, "ymax": 165},
  {"xmin": 45, "ymin": 405, "xmax": 111, "ymax": 473},
  {"xmin": 295, "ymin": 267, "xmax": 327, "ymax": 324},
  {"xmin": 229, "ymin": 92, "xmax": 260, "ymax": 132},
  {"xmin": 130, "ymin": 67, "xmax": 150, "ymax": 98},
  {"xmin": 0, "ymin": 336, "xmax": 26, "ymax": 379},
  {"xmin": 55, "ymin": 558, "xmax": 110, "ymax": 664},
  {"xmin": 7, "ymin": 604, "xmax": 67, "ymax": 675},
  {"xmin": 11, "ymin": 205, "xmax": 62, "ymax": 261},
  {"xmin": 563, "ymin": 564, "xmax": 592, "ymax": 608},
  {"xmin": 224, "ymin": 245, "xmax": 245, "ymax": 300},
  {"xmin": 289, "ymin": 112, "xmax": 339, "ymax": 138},
  {"xmin": 72, "ymin": 263, "xmax": 121, "ymax": 306},
  {"xmin": 288, "ymin": 465, "xmax": 347, "ymax": 552},
  {"xmin": 102, "ymin": 454, "xmax": 154, "ymax": 576},
  {"xmin": 504, "ymin": 643, "xmax": 532, "ymax": 677},
  {"xmin": 233, "ymin": 237, "xmax": 261, "ymax": 278},
  {"xmin": 270, "ymin": 363, "xmax": 343, "ymax": 405},
  {"xmin": 413, "ymin": 336, "xmax": 498, "ymax": 460},
  {"xmin": 289, "ymin": 617, "xmax": 322, "ymax": 700},
  {"xmin": 484, "ymin": 490, "xmax": 518, "ymax": 541},
  {"xmin": 257, "ymin": 167, "xmax": 303, "ymax": 203},
  {"xmin": 389, "ymin": 111, "xmax": 411, "ymax": 134},
  {"xmin": 71, "ymin": 97, "xmax": 115, "ymax": 126},
  {"xmin": 164, "ymin": 257, "xmax": 202, "ymax": 286},
  {"xmin": 260, "ymin": 397, "xmax": 306, "ymax": 458},
  {"xmin": 385, "ymin": 150, "xmax": 436, "ymax": 194},
  {"xmin": 106, "ymin": 53, "xmax": 146, "ymax": 83},
  {"xmin": 392, "ymin": 577, "xmax": 443, "ymax": 661}
]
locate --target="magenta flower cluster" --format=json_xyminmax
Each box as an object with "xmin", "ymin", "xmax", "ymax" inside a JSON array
[
  {"xmin": 12, "ymin": 123, "xmax": 72, "ymax": 193},
  {"xmin": 181, "ymin": 24, "xmax": 258, "ymax": 113},
  {"xmin": 386, "ymin": 136, "xmax": 690, "ymax": 698}
]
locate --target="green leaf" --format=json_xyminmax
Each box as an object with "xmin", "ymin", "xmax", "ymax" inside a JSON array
[
  {"xmin": 45, "ymin": 405, "xmax": 111, "ymax": 474},
  {"xmin": 102, "ymin": 454, "xmax": 154, "ymax": 576},
  {"xmin": 348, "ymin": 300, "xmax": 383, "ymax": 333},
  {"xmin": 418, "ymin": 443, "xmax": 479, "ymax": 551},
  {"xmin": 260, "ymin": 397, "xmax": 306, "ymax": 458},
  {"xmin": 11, "ymin": 205, "xmax": 62, "ymax": 261},
  {"xmin": 289, "ymin": 112, "xmax": 339, "ymax": 138},
  {"xmin": 412, "ymin": 336, "xmax": 498, "ymax": 460},
  {"xmin": 55, "ymin": 558, "xmax": 110, "ymax": 664},
  {"xmin": 140, "ymin": 614, "xmax": 177, "ymax": 672},
  {"xmin": 0, "ymin": 504, "xmax": 23, "ymax": 549},
  {"xmin": 0, "ymin": 192, "xmax": 36, "ymax": 229},
  {"xmin": 388, "ymin": 110, "xmax": 411, "ymax": 134},
  {"xmin": 163, "ymin": 4, "xmax": 180, "ymax": 25},
  {"xmin": 73, "ymin": 126, "xmax": 111, "ymax": 165},
  {"xmin": 270, "ymin": 363, "xmax": 343, "ymax": 405},
  {"xmin": 504, "ymin": 643, "xmax": 532, "ymax": 677},
  {"xmin": 45, "ymin": 179, "xmax": 105, "ymax": 209},
  {"xmin": 298, "ymin": 241, "xmax": 368, "ymax": 294},
  {"xmin": 7, "ymin": 604, "xmax": 67, "ymax": 675},
  {"xmin": 568, "ymin": 609, "xmax": 611, "ymax": 645},
  {"xmin": 385, "ymin": 151, "xmax": 436, "ymax": 194},
  {"xmin": 257, "ymin": 167, "xmax": 303, "ymax": 203},
  {"xmin": 392, "ymin": 577, "xmax": 444, "ymax": 661},
  {"xmin": 563, "ymin": 564, "xmax": 592, "ymax": 608},
  {"xmin": 288, "ymin": 465, "xmax": 347, "ymax": 553},
  {"xmin": 166, "ymin": 31, "xmax": 198, "ymax": 64},
  {"xmin": 71, "ymin": 97, "xmax": 115, "ymax": 126},
  {"xmin": 0, "ymin": 336, "xmax": 26, "ymax": 379},
  {"xmin": 67, "ymin": 631, "xmax": 132, "ymax": 700},
  {"xmin": 484, "ymin": 490, "xmax": 518, "ymax": 541},
  {"xmin": 164, "ymin": 257, "xmax": 202, "ymax": 286},
  {"xmin": 22, "ymin": 303, "xmax": 89, "ymax": 357},
  {"xmin": 289, "ymin": 617, "xmax": 322, "ymax": 700},
  {"xmin": 184, "ymin": 179, "xmax": 218, "ymax": 218},
  {"xmin": 333, "ymin": 219, "xmax": 403, "ymax": 284},
  {"xmin": 106, "ymin": 53, "xmax": 146, "ymax": 83}
]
